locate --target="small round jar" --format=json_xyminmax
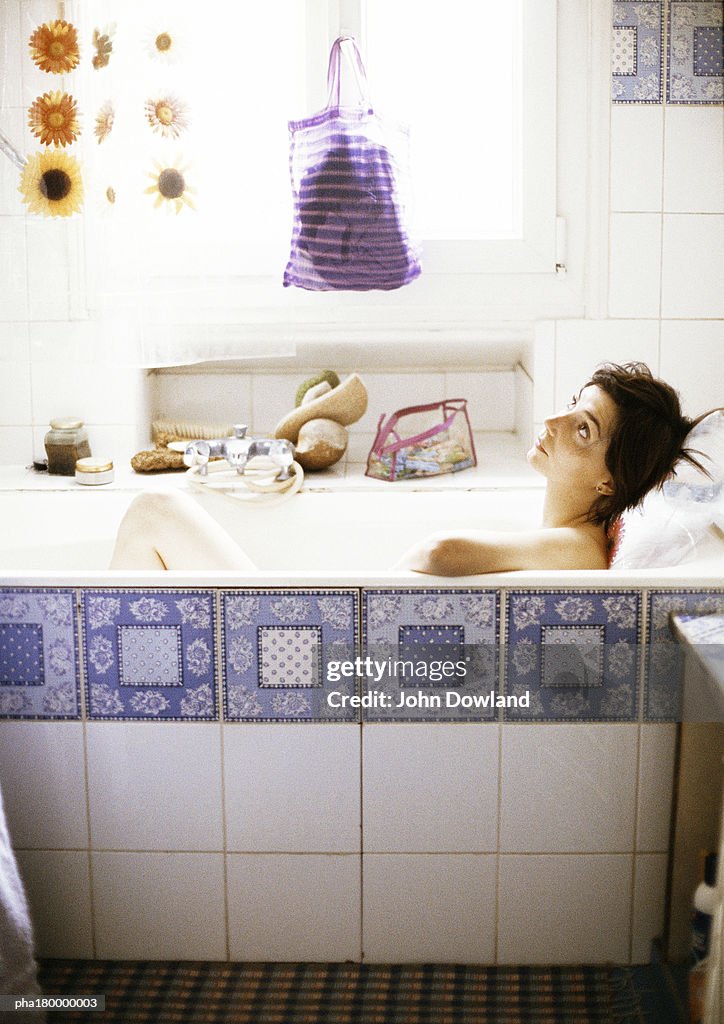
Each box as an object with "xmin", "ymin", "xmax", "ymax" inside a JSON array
[
  {"xmin": 44, "ymin": 418, "xmax": 92, "ymax": 476},
  {"xmin": 75, "ymin": 457, "xmax": 114, "ymax": 486}
]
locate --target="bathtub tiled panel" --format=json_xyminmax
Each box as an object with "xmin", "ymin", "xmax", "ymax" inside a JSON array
[
  {"xmin": 220, "ymin": 590, "xmax": 359, "ymax": 721},
  {"xmin": 504, "ymin": 591, "xmax": 641, "ymax": 722},
  {"xmin": 612, "ymin": 2, "xmax": 724, "ymax": 105},
  {"xmin": 646, "ymin": 590, "xmax": 724, "ymax": 720},
  {"xmin": 81, "ymin": 590, "xmax": 217, "ymax": 721},
  {"xmin": 667, "ymin": 1, "xmax": 724, "ymax": 103},
  {"xmin": 0, "ymin": 589, "xmax": 80, "ymax": 719},
  {"xmin": 611, "ymin": 2, "xmax": 665, "ymax": 103},
  {"xmin": 361, "ymin": 590, "xmax": 499, "ymax": 721}
]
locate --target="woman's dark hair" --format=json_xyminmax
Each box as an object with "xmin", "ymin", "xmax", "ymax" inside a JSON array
[{"xmin": 583, "ymin": 362, "xmax": 715, "ymax": 530}]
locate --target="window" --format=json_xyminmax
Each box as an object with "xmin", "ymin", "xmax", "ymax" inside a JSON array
[{"xmin": 65, "ymin": 0, "xmax": 603, "ymax": 359}]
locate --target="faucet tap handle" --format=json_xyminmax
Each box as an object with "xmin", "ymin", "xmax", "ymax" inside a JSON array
[{"xmin": 233, "ymin": 424, "xmax": 248, "ymax": 439}]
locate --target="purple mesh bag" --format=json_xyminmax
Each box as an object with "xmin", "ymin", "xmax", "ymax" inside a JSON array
[{"xmin": 283, "ymin": 37, "xmax": 421, "ymax": 292}]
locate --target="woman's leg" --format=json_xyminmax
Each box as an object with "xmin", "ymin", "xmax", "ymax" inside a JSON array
[{"xmin": 109, "ymin": 491, "xmax": 257, "ymax": 570}]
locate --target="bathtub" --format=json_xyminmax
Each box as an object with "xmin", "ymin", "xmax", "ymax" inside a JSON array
[{"xmin": 0, "ymin": 476, "xmax": 723, "ymax": 965}]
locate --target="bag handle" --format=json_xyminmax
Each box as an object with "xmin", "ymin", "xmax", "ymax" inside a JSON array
[{"xmin": 326, "ymin": 36, "xmax": 372, "ymax": 110}]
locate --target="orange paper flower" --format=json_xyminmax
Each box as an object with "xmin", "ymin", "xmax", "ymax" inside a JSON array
[
  {"xmin": 94, "ymin": 102, "xmax": 115, "ymax": 144},
  {"xmin": 19, "ymin": 150, "xmax": 84, "ymax": 218},
  {"xmin": 144, "ymin": 95, "xmax": 189, "ymax": 138},
  {"xmin": 28, "ymin": 91, "xmax": 80, "ymax": 147},
  {"xmin": 92, "ymin": 28, "xmax": 114, "ymax": 70},
  {"xmin": 29, "ymin": 20, "xmax": 80, "ymax": 75}
]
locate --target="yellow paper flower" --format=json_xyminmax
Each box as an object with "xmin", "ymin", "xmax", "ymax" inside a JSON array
[
  {"xmin": 92, "ymin": 27, "xmax": 115, "ymax": 70},
  {"xmin": 146, "ymin": 24, "xmax": 184, "ymax": 63},
  {"xmin": 28, "ymin": 92, "xmax": 80, "ymax": 147},
  {"xmin": 145, "ymin": 159, "xmax": 195, "ymax": 213},
  {"xmin": 28, "ymin": 20, "xmax": 80, "ymax": 75},
  {"xmin": 19, "ymin": 150, "xmax": 84, "ymax": 218},
  {"xmin": 94, "ymin": 102, "xmax": 115, "ymax": 144},
  {"xmin": 144, "ymin": 95, "xmax": 189, "ymax": 138}
]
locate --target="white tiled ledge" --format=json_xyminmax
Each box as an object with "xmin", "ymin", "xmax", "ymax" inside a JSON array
[{"xmin": 0, "ymin": 432, "xmax": 542, "ymax": 494}]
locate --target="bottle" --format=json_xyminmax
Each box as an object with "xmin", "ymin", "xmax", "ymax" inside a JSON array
[
  {"xmin": 75, "ymin": 457, "xmax": 114, "ymax": 486},
  {"xmin": 44, "ymin": 418, "xmax": 92, "ymax": 476},
  {"xmin": 690, "ymin": 851, "xmax": 718, "ymax": 965}
]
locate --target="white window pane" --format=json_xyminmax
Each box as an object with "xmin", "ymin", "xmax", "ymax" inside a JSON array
[{"xmin": 363, "ymin": 0, "xmax": 520, "ymax": 240}]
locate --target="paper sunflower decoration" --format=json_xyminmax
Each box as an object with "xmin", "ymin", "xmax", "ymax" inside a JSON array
[
  {"xmin": 28, "ymin": 20, "xmax": 80, "ymax": 75},
  {"xmin": 94, "ymin": 102, "xmax": 115, "ymax": 144},
  {"xmin": 144, "ymin": 95, "xmax": 189, "ymax": 139},
  {"xmin": 146, "ymin": 26, "xmax": 183, "ymax": 63},
  {"xmin": 145, "ymin": 160, "xmax": 195, "ymax": 213},
  {"xmin": 91, "ymin": 27, "xmax": 115, "ymax": 70},
  {"xmin": 28, "ymin": 92, "xmax": 80, "ymax": 147},
  {"xmin": 19, "ymin": 151, "xmax": 84, "ymax": 218}
]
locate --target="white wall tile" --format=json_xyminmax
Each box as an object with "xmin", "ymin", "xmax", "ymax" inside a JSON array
[
  {"xmin": 610, "ymin": 106, "xmax": 664, "ymax": 213},
  {"xmin": 445, "ymin": 371, "xmax": 516, "ymax": 430},
  {"xmin": 660, "ymin": 320, "xmax": 724, "ymax": 416},
  {"xmin": 0, "ymin": 723, "xmax": 87, "ymax": 848},
  {"xmin": 92, "ymin": 851, "xmax": 226, "ymax": 959},
  {"xmin": 500, "ymin": 725, "xmax": 638, "ymax": 853},
  {"xmin": 0, "ymin": 216, "xmax": 28, "ymax": 320},
  {"xmin": 514, "ymin": 364, "xmax": 534, "ymax": 452},
  {"xmin": 532, "ymin": 322, "xmax": 555, "ymax": 424},
  {"xmin": 553, "ymin": 320, "xmax": 660, "ymax": 409},
  {"xmin": 664, "ymin": 107, "xmax": 724, "ymax": 214},
  {"xmin": 86, "ymin": 724, "xmax": 223, "ymax": 851},
  {"xmin": 363, "ymin": 854, "xmax": 496, "ymax": 962},
  {"xmin": 637, "ymin": 724, "xmax": 677, "ymax": 851},
  {"xmin": 0, "ymin": 320, "xmax": 29, "ymax": 361},
  {"xmin": 250, "ymin": 373, "xmax": 302, "ymax": 435},
  {"xmin": 353, "ymin": 373, "xmax": 446, "ymax": 434},
  {"xmin": 15, "ymin": 849, "xmax": 93, "ymax": 958},
  {"xmin": 25, "ymin": 218, "xmax": 69, "ymax": 321},
  {"xmin": 0, "ymin": 359, "xmax": 31, "ymax": 424},
  {"xmin": 153, "ymin": 372, "xmax": 252, "ymax": 432},
  {"xmin": 608, "ymin": 214, "xmax": 662, "ymax": 319},
  {"xmin": 631, "ymin": 853, "xmax": 668, "ymax": 964},
  {"xmin": 224, "ymin": 724, "xmax": 359, "ymax": 853},
  {"xmin": 661, "ymin": 215, "xmax": 724, "ymax": 319},
  {"xmin": 0, "ymin": 425, "xmax": 32, "ymax": 464},
  {"xmin": 498, "ymin": 854, "xmax": 632, "ymax": 964},
  {"xmin": 227, "ymin": 853, "xmax": 360, "ymax": 961},
  {"xmin": 363, "ymin": 724, "xmax": 499, "ymax": 853}
]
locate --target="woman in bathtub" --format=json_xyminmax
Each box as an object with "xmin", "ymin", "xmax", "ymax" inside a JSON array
[{"xmin": 110, "ymin": 362, "xmax": 712, "ymax": 574}]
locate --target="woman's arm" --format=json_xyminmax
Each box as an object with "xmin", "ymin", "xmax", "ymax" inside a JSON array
[{"xmin": 395, "ymin": 527, "xmax": 609, "ymax": 575}]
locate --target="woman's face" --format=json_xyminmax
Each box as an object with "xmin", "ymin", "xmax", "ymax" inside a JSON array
[{"xmin": 527, "ymin": 384, "xmax": 618, "ymax": 497}]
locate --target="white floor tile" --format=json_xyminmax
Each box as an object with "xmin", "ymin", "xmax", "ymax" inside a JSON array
[
  {"xmin": 363, "ymin": 724, "xmax": 499, "ymax": 853},
  {"xmin": 637, "ymin": 725, "xmax": 677, "ymax": 851},
  {"xmin": 92, "ymin": 851, "xmax": 226, "ymax": 959},
  {"xmin": 15, "ymin": 849, "xmax": 93, "ymax": 958},
  {"xmin": 500, "ymin": 725, "xmax": 638, "ymax": 853},
  {"xmin": 498, "ymin": 854, "xmax": 632, "ymax": 964},
  {"xmin": 0, "ymin": 723, "xmax": 87, "ymax": 848},
  {"xmin": 631, "ymin": 853, "xmax": 667, "ymax": 964},
  {"xmin": 226, "ymin": 853, "xmax": 361, "ymax": 961},
  {"xmin": 363, "ymin": 854, "xmax": 496, "ymax": 962},
  {"xmin": 86, "ymin": 724, "xmax": 223, "ymax": 851},
  {"xmin": 224, "ymin": 724, "xmax": 360, "ymax": 853}
]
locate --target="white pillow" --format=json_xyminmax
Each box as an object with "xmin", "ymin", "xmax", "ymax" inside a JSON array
[{"xmin": 610, "ymin": 410, "xmax": 724, "ymax": 569}]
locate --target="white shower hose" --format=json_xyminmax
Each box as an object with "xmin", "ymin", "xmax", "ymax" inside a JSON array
[{"xmin": 184, "ymin": 457, "xmax": 305, "ymax": 507}]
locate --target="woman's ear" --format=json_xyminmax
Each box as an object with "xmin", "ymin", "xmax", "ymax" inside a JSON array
[{"xmin": 596, "ymin": 479, "xmax": 614, "ymax": 495}]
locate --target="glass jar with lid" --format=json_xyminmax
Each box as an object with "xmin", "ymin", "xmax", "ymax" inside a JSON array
[{"xmin": 44, "ymin": 418, "xmax": 92, "ymax": 476}]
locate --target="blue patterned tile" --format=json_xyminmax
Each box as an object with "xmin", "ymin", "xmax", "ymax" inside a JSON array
[
  {"xmin": 362, "ymin": 590, "xmax": 499, "ymax": 721},
  {"xmin": 612, "ymin": 2, "xmax": 665, "ymax": 102},
  {"xmin": 646, "ymin": 590, "xmax": 724, "ymax": 720},
  {"xmin": 667, "ymin": 1, "xmax": 723, "ymax": 103},
  {"xmin": 504, "ymin": 591, "xmax": 641, "ymax": 721},
  {"xmin": 82, "ymin": 590, "xmax": 217, "ymax": 720},
  {"xmin": 0, "ymin": 589, "xmax": 80, "ymax": 719},
  {"xmin": 221, "ymin": 590, "xmax": 359, "ymax": 722}
]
